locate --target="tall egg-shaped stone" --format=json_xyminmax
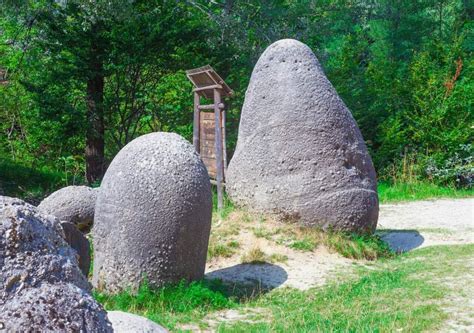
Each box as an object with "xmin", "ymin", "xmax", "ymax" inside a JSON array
[
  {"xmin": 92, "ymin": 133, "xmax": 212, "ymax": 293},
  {"xmin": 226, "ymin": 39, "xmax": 378, "ymax": 233}
]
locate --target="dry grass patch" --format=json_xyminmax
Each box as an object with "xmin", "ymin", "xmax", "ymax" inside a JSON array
[
  {"xmin": 241, "ymin": 247, "xmax": 267, "ymax": 264},
  {"xmin": 208, "ymin": 208, "xmax": 392, "ymax": 263},
  {"xmin": 240, "ymin": 246, "xmax": 289, "ymax": 265}
]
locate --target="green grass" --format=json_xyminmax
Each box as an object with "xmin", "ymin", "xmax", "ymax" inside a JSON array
[
  {"xmin": 275, "ymin": 226, "xmax": 393, "ymax": 260},
  {"xmin": 378, "ymin": 181, "xmax": 473, "ymax": 203},
  {"xmin": 95, "ymin": 244, "xmax": 473, "ymax": 332},
  {"xmin": 208, "ymin": 240, "xmax": 240, "ymax": 260},
  {"xmin": 326, "ymin": 232, "xmax": 394, "ymax": 260},
  {"xmin": 0, "ymin": 156, "xmax": 81, "ymax": 204},
  {"xmin": 212, "ymin": 189, "xmax": 235, "ymax": 219},
  {"xmin": 288, "ymin": 238, "xmax": 317, "ymax": 251},
  {"xmin": 94, "ymin": 280, "xmax": 238, "ymax": 330}
]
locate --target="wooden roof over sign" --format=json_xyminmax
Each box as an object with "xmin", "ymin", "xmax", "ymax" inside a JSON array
[{"xmin": 186, "ymin": 65, "xmax": 234, "ymax": 99}]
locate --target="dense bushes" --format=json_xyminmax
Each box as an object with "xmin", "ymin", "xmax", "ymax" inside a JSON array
[{"xmin": 0, "ymin": 0, "xmax": 472, "ymax": 188}]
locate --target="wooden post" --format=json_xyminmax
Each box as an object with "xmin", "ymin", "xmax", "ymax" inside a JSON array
[
  {"xmin": 186, "ymin": 65, "xmax": 233, "ymax": 215},
  {"xmin": 214, "ymin": 88, "xmax": 224, "ymax": 212},
  {"xmin": 193, "ymin": 92, "xmax": 200, "ymax": 152},
  {"xmin": 222, "ymin": 108, "xmax": 227, "ymax": 177}
]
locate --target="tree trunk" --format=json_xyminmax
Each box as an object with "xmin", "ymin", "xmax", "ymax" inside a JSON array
[{"xmin": 85, "ymin": 64, "xmax": 105, "ymax": 184}]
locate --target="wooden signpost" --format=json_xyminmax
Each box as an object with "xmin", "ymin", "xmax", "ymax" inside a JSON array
[{"xmin": 186, "ymin": 65, "xmax": 233, "ymax": 212}]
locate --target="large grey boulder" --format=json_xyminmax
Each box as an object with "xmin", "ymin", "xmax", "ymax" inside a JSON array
[
  {"xmin": 0, "ymin": 196, "xmax": 112, "ymax": 332},
  {"xmin": 38, "ymin": 185, "xmax": 97, "ymax": 233},
  {"xmin": 92, "ymin": 132, "xmax": 212, "ymax": 293},
  {"xmin": 226, "ymin": 39, "xmax": 378, "ymax": 233},
  {"xmin": 108, "ymin": 311, "xmax": 168, "ymax": 333}
]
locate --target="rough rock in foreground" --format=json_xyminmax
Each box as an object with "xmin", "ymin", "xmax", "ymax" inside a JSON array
[
  {"xmin": 2, "ymin": 283, "xmax": 111, "ymax": 332},
  {"xmin": 0, "ymin": 196, "xmax": 112, "ymax": 332},
  {"xmin": 226, "ymin": 39, "xmax": 378, "ymax": 233}
]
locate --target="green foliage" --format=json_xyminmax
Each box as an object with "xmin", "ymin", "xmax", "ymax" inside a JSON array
[
  {"xmin": 0, "ymin": 0, "xmax": 472, "ymax": 187},
  {"xmin": 0, "ymin": 154, "xmax": 79, "ymax": 204}
]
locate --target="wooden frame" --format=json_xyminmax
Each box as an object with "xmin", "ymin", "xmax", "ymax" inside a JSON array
[{"xmin": 186, "ymin": 65, "xmax": 233, "ymax": 212}]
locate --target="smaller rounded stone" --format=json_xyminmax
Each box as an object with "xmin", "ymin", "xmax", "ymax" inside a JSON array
[
  {"xmin": 38, "ymin": 185, "xmax": 97, "ymax": 233},
  {"xmin": 107, "ymin": 311, "xmax": 168, "ymax": 333}
]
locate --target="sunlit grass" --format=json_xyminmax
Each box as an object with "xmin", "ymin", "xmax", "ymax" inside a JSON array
[
  {"xmin": 378, "ymin": 181, "xmax": 473, "ymax": 203},
  {"xmin": 96, "ymin": 244, "xmax": 473, "ymax": 332}
]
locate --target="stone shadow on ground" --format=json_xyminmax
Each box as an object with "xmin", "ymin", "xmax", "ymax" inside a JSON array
[
  {"xmin": 377, "ymin": 230, "xmax": 425, "ymax": 253},
  {"xmin": 206, "ymin": 263, "xmax": 288, "ymax": 299}
]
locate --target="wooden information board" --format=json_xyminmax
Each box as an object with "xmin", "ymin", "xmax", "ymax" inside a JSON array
[
  {"xmin": 186, "ymin": 65, "xmax": 233, "ymax": 211},
  {"xmin": 199, "ymin": 111, "xmax": 225, "ymax": 180}
]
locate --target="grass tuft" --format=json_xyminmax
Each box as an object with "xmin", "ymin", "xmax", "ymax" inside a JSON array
[
  {"xmin": 268, "ymin": 253, "xmax": 288, "ymax": 264},
  {"xmin": 326, "ymin": 232, "xmax": 394, "ymax": 260},
  {"xmin": 241, "ymin": 247, "xmax": 268, "ymax": 264},
  {"xmin": 207, "ymin": 239, "xmax": 240, "ymax": 260},
  {"xmin": 289, "ymin": 238, "xmax": 317, "ymax": 251}
]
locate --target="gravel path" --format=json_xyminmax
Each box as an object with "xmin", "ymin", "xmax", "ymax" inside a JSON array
[{"xmin": 377, "ymin": 198, "xmax": 474, "ymax": 252}]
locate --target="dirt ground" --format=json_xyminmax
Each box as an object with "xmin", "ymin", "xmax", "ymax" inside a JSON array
[
  {"xmin": 206, "ymin": 198, "xmax": 474, "ymax": 290},
  {"xmin": 201, "ymin": 198, "xmax": 473, "ymax": 332},
  {"xmin": 377, "ymin": 198, "xmax": 474, "ymax": 252}
]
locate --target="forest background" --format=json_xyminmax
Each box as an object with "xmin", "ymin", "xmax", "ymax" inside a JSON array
[{"xmin": 0, "ymin": 0, "xmax": 472, "ymax": 200}]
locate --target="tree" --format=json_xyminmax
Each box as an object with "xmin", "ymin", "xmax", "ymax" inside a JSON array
[{"xmin": 1, "ymin": 0, "xmax": 211, "ymax": 183}]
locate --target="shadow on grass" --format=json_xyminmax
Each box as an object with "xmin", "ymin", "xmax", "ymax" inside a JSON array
[
  {"xmin": 94, "ymin": 274, "xmax": 280, "ymax": 329},
  {"xmin": 377, "ymin": 229, "xmax": 424, "ymax": 253},
  {"xmin": 95, "ymin": 265, "xmax": 287, "ymax": 326}
]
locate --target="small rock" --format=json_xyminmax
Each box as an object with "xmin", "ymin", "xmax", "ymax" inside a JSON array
[
  {"xmin": 38, "ymin": 186, "xmax": 97, "ymax": 233},
  {"xmin": 108, "ymin": 311, "xmax": 168, "ymax": 333}
]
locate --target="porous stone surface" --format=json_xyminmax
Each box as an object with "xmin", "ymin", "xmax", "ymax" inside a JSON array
[
  {"xmin": 0, "ymin": 196, "xmax": 89, "ymax": 290},
  {"xmin": 0, "ymin": 196, "xmax": 112, "ymax": 332},
  {"xmin": 1, "ymin": 283, "xmax": 111, "ymax": 332},
  {"xmin": 108, "ymin": 311, "xmax": 168, "ymax": 333},
  {"xmin": 226, "ymin": 39, "xmax": 378, "ymax": 233},
  {"xmin": 92, "ymin": 132, "xmax": 212, "ymax": 293},
  {"xmin": 61, "ymin": 221, "xmax": 91, "ymax": 277},
  {"xmin": 38, "ymin": 185, "xmax": 97, "ymax": 233}
]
